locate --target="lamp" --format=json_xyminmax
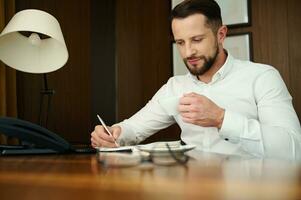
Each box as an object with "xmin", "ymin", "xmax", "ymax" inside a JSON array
[{"xmin": 0, "ymin": 9, "xmax": 68, "ymax": 127}]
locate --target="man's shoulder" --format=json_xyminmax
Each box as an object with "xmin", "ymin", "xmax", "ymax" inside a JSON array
[
  {"xmin": 232, "ymin": 58, "xmax": 277, "ymax": 75},
  {"xmin": 167, "ymin": 74, "xmax": 191, "ymax": 83}
]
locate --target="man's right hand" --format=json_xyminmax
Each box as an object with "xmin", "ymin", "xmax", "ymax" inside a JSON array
[{"xmin": 90, "ymin": 125, "xmax": 121, "ymax": 148}]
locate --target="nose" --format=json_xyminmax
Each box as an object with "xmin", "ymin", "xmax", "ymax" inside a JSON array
[{"xmin": 184, "ymin": 43, "xmax": 196, "ymax": 58}]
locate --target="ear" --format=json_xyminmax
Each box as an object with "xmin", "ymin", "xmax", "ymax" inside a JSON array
[{"xmin": 217, "ymin": 25, "xmax": 227, "ymax": 44}]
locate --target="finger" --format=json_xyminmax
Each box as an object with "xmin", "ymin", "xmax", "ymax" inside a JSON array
[
  {"xmin": 91, "ymin": 131, "xmax": 104, "ymax": 146},
  {"xmin": 99, "ymin": 132, "xmax": 116, "ymax": 143},
  {"xmin": 91, "ymin": 136, "xmax": 101, "ymax": 147},
  {"xmin": 178, "ymin": 104, "xmax": 191, "ymax": 113},
  {"xmin": 180, "ymin": 111, "xmax": 197, "ymax": 119},
  {"xmin": 182, "ymin": 117, "xmax": 197, "ymax": 125},
  {"xmin": 183, "ymin": 92, "xmax": 199, "ymax": 97},
  {"xmin": 95, "ymin": 125, "xmax": 105, "ymax": 135},
  {"xmin": 99, "ymin": 139, "xmax": 117, "ymax": 148},
  {"xmin": 179, "ymin": 103, "xmax": 201, "ymax": 113},
  {"xmin": 111, "ymin": 127, "xmax": 121, "ymax": 140},
  {"xmin": 91, "ymin": 138, "xmax": 98, "ymax": 147},
  {"xmin": 91, "ymin": 133, "xmax": 116, "ymax": 148},
  {"xmin": 95, "ymin": 125, "xmax": 115, "ymax": 142},
  {"xmin": 92, "ymin": 126, "xmax": 118, "ymax": 147},
  {"xmin": 179, "ymin": 96, "xmax": 195, "ymax": 105}
]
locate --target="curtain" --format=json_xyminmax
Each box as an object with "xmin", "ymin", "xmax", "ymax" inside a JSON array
[{"xmin": 0, "ymin": 0, "xmax": 18, "ymax": 145}]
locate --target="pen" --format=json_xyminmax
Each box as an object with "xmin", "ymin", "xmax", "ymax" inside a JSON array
[{"xmin": 97, "ymin": 115, "xmax": 119, "ymax": 146}]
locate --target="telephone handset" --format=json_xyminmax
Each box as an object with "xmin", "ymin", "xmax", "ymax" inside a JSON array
[{"xmin": 0, "ymin": 117, "xmax": 95, "ymax": 155}]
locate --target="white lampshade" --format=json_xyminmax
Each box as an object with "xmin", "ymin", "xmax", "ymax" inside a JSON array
[{"xmin": 0, "ymin": 9, "xmax": 68, "ymax": 73}]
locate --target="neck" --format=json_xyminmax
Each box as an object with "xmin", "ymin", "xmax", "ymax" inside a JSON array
[{"xmin": 198, "ymin": 48, "xmax": 227, "ymax": 83}]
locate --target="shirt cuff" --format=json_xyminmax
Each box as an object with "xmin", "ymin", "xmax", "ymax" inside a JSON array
[
  {"xmin": 114, "ymin": 122, "xmax": 138, "ymax": 146},
  {"xmin": 219, "ymin": 110, "xmax": 246, "ymax": 140}
]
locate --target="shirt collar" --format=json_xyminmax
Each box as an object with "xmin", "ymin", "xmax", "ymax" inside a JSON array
[
  {"xmin": 187, "ymin": 51, "xmax": 235, "ymax": 83},
  {"xmin": 213, "ymin": 51, "xmax": 234, "ymax": 81}
]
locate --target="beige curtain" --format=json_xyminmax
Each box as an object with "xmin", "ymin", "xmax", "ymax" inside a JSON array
[{"xmin": 0, "ymin": 0, "xmax": 18, "ymax": 145}]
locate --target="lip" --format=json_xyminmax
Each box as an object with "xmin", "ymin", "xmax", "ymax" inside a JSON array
[{"xmin": 187, "ymin": 58, "xmax": 200, "ymax": 65}]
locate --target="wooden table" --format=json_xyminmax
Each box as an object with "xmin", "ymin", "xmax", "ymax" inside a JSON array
[{"xmin": 0, "ymin": 150, "xmax": 300, "ymax": 200}]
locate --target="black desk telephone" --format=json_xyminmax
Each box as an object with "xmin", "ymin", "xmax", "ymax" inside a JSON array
[{"xmin": 0, "ymin": 117, "xmax": 96, "ymax": 155}]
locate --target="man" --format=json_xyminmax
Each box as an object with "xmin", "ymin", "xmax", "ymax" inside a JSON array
[{"xmin": 91, "ymin": 0, "xmax": 301, "ymax": 159}]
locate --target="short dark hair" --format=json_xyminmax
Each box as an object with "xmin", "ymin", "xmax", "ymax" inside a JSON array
[{"xmin": 171, "ymin": 0, "xmax": 222, "ymax": 33}]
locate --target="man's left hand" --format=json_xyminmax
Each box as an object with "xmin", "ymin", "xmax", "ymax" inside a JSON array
[{"xmin": 178, "ymin": 92, "xmax": 225, "ymax": 129}]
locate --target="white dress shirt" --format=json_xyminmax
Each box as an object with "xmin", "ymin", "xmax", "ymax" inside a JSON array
[{"xmin": 116, "ymin": 53, "xmax": 301, "ymax": 160}]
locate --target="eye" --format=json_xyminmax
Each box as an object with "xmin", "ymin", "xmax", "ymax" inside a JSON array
[
  {"xmin": 192, "ymin": 38, "xmax": 203, "ymax": 43},
  {"xmin": 175, "ymin": 40, "xmax": 184, "ymax": 46}
]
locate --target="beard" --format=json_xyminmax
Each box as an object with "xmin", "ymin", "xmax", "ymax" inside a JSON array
[{"xmin": 183, "ymin": 44, "xmax": 219, "ymax": 76}]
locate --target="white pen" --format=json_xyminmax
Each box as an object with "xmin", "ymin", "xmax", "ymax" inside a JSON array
[{"xmin": 97, "ymin": 115, "xmax": 119, "ymax": 146}]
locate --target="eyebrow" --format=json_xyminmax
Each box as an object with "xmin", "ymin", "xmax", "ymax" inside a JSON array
[
  {"xmin": 191, "ymin": 34, "xmax": 206, "ymax": 39},
  {"xmin": 174, "ymin": 34, "xmax": 206, "ymax": 42}
]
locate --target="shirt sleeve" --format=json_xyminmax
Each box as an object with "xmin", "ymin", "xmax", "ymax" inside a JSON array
[
  {"xmin": 115, "ymin": 84, "xmax": 176, "ymax": 146},
  {"xmin": 219, "ymin": 69, "xmax": 301, "ymax": 160}
]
